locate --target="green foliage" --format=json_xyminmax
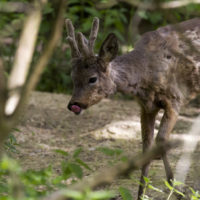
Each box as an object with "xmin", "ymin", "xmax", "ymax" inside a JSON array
[
  {"xmin": 0, "ymin": 149, "xmax": 200, "ymax": 200},
  {"xmin": 164, "ymin": 179, "xmax": 185, "ymax": 200},
  {"xmin": 97, "ymin": 147, "xmax": 123, "ymax": 157},
  {"xmin": 97, "ymin": 147, "xmax": 124, "ymax": 165},
  {"xmin": 1, "ymin": 3, "xmax": 200, "ymax": 198},
  {"xmin": 73, "ymin": 147, "xmax": 83, "ymax": 158},
  {"xmin": 139, "ymin": 176, "xmax": 163, "ymax": 200},
  {"xmin": 35, "ymin": 0, "xmax": 130, "ymax": 94},
  {"xmin": 139, "ymin": 178, "xmax": 186, "ymax": 200},
  {"xmin": 62, "ymin": 189, "xmax": 115, "ymax": 200},
  {"xmin": 190, "ymin": 187, "xmax": 200, "ymax": 200},
  {"xmin": 4, "ymin": 129, "xmax": 20, "ymax": 154},
  {"xmin": 119, "ymin": 187, "xmax": 133, "ymax": 200},
  {"xmin": 0, "ymin": 147, "xmax": 96, "ymax": 200},
  {"xmin": 54, "ymin": 147, "xmax": 92, "ymax": 180},
  {"xmin": 1, "ymin": 0, "xmax": 200, "ymax": 93}
]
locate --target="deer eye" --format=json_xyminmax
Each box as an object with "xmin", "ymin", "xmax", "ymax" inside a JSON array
[{"xmin": 88, "ymin": 77, "xmax": 97, "ymax": 84}]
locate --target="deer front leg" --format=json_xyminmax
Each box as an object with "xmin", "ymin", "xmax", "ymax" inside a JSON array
[
  {"xmin": 138, "ymin": 108, "xmax": 158, "ymax": 199},
  {"xmin": 156, "ymin": 102, "xmax": 179, "ymax": 184}
]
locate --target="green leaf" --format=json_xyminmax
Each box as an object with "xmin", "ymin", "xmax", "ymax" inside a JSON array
[
  {"xmin": 68, "ymin": 163, "xmax": 83, "ymax": 179},
  {"xmin": 119, "ymin": 187, "xmax": 133, "ymax": 200},
  {"xmin": 73, "ymin": 148, "xmax": 83, "ymax": 158},
  {"xmin": 0, "ymin": 156, "xmax": 21, "ymax": 173},
  {"xmin": 143, "ymin": 176, "xmax": 150, "ymax": 184},
  {"xmin": 12, "ymin": 128, "xmax": 21, "ymax": 133},
  {"xmin": 54, "ymin": 149, "xmax": 69, "ymax": 156},
  {"xmin": 75, "ymin": 158, "xmax": 92, "ymax": 171},
  {"xmin": 120, "ymin": 156, "xmax": 128, "ymax": 162},
  {"xmin": 189, "ymin": 187, "xmax": 200, "ymax": 199},
  {"xmin": 138, "ymin": 10, "xmax": 148, "ymax": 20},
  {"xmin": 174, "ymin": 189, "xmax": 185, "ymax": 197},
  {"xmin": 147, "ymin": 12, "xmax": 162, "ymax": 24},
  {"xmin": 51, "ymin": 175, "xmax": 63, "ymax": 185},
  {"xmin": 84, "ymin": 7, "xmax": 101, "ymax": 17},
  {"xmin": 172, "ymin": 180, "xmax": 184, "ymax": 187},
  {"xmin": 43, "ymin": 2, "xmax": 53, "ymax": 14},
  {"xmin": 148, "ymin": 184, "xmax": 163, "ymax": 193},
  {"xmin": 190, "ymin": 187, "xmax": 196, "ymax": 194},
  {"xmin": 164, "ymin": 180, "xmax": 173, "ymax": 190},
  {"xmin": 87, "ymin": 190, "xmax": 116, "ymax": 199},
  {"xmin": 97, "ymin": 147, "xmax": 114, "ymax": 156},
  {"xmin": 63, "ymin": 189, "xmax": 83, "ymax": 199},
  {"xmin": 62, "ymin": 162, "xmax": 73, "ymax": 178},
  {"xmin": 97, "ymin": 147, "xmax": 123, "ymax": 156}
]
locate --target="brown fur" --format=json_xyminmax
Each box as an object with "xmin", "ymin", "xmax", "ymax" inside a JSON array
[{"xmin": 66, "ymin": 18, "xmax": 200, "ymax": 199}]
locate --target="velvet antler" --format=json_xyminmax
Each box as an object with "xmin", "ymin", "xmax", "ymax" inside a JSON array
[
  {"xmin": 66, "ymin": 17, "xmax": 99, "ymax": 58},
  {"xmin": 65, "ymin": 19, "xmax": 80, "ymax": 58}
]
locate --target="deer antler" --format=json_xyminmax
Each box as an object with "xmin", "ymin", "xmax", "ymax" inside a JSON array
[
  {"xmin": 77, "ymin": 32, "xmax": 89, "ymax": 57},
  {"xmin": 65, "ymin": 17, "xmax": 99, "ymax": 58},
  {"xmin": 88, "ymin": 17, "xmax": 99, "ymax": 55},
  {"xmin": 65, "ymin": 19, "xmax": 80, "ymax": 58}
]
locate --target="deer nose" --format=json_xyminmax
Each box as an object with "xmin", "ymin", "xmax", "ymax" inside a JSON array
[
  {"xmin": 68, "ymin": 102, "xmax": 81, "ymax": 115},
  {"xmin": 68, "ymin": 101, "xmax": 87, "ymax": 115},
  {"xmin": 68, "ymin": 101, "xmax": 80, "ymax": 110},
  {"xmin": 68, "ymin": 101, "xmax": 88, "ymax": 112}
]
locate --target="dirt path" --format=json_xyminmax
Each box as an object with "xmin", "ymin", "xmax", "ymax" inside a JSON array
[{"xmin": 12, "ymin": 91, "xmax": 200, "ymax": 199}]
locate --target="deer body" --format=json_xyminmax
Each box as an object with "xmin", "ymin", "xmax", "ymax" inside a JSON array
[
  {"xmin": 66, "ymin": 18, "xmax": 200, "ymax": 199},
  {"xmin": 111, "ymin": 18, "xmax": 200, "ymax": 106}
]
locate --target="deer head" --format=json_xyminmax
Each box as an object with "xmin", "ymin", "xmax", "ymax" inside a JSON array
[{"xmin": 66, "ymin": 17, "xmax": 118, "ymax": 114}]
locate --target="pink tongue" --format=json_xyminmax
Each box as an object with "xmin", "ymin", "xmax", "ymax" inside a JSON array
[{"xmin": 71, "ymin": 105, "xmax": 81, "ymax": 113}]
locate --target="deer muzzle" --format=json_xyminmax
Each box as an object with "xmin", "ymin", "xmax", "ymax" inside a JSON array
[{"xmin": 68, "ymin": 101, "xmax": 88, "ymax": 115}]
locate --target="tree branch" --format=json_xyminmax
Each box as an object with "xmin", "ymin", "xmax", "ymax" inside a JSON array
[
  {"xmin": 96, "ymin": 0, "xmax": 200, "ymax": 10},
  {"xmin": 0, "ymin": 0, "xmax": 45, "ymax": 153},
  {"xmin": 0, "ymin": 2, "xmax": 32, "ymax": 13},
  {"xmin": 0, "ymin": 59, "xmax": 6, "ymax": 119},
  {"xmin": 0, "ymin": 0, "xmax": 66, "ymax": 152},
  {"xmin": 160, "ymin": 0, "xmax": 200, "ymax": 9},
  {"xmin": 7, "ymin": 0, "xmax": 66, "ymax": 121},
  {"xmin": 5, "ymin": 1, "xmax": 43, "ymax": 116},
  {"xmin": 25, "ymin": 0, "xmax": 66, "ymax": 93}
]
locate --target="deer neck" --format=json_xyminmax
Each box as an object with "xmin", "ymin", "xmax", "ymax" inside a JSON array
[{"xmin": 109, "ymin": 50, "xmax": 144, "ymax": 96}]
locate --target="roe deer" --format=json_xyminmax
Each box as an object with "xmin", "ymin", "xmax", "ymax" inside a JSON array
[{"xmin": 66, "ymin": 17, "xmax": 200, "ymax": 199}]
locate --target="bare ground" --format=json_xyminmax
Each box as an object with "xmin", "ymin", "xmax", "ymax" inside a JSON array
[{"xmin": 11, "ymin": 91, "xmax": 200, "ymax": 199}]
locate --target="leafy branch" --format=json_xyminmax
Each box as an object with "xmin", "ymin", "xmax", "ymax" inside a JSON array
[{"xmin": 45, "ymin": 141, "xmax": 178, "ymax": 200}]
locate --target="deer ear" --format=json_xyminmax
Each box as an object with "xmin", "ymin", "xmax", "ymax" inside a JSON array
[{"xmin": 99, "ymin": 33, "xmax": 118, "ymax": 63}]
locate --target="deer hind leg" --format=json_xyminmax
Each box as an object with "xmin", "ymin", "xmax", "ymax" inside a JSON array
[
  {"xmin": 156, "ymin": 101, "xmax": 179, "ymax": 184},
  {"xmin": 138, "ymin": 108, "xmax": 159, "ymax": 199}
]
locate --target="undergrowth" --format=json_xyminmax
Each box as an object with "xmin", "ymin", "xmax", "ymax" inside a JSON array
[{"xmin": 1, "ymin": 136, "xmax": 200, "ymax": 200}]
